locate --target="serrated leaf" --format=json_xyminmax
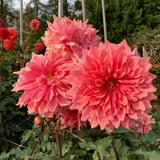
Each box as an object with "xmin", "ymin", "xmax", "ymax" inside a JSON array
[
  {"xmin": 21, "ymin": 130, "xmax": 35, "ymax": 143},
  {"xmin": 132, "ymin": 149, "xmax": 160, "ymax": 160},
  {"xmin": 96, "ymin": 136, "xmax": 112, "ymax": 160},
  {"xmin": 119, "ymin": 145, "xmax": 129, "ymax": 157},
  {"xmin": 0, "ymin": 151, "xmax": 11, "ymax": 159},
  {"xmin": 72, "ymin": 149, "xmax": 87, "ymax": 156},
  {"xmin": 145, "ymin": 151, "xmax": 160, "ymax": 160},
  {"xmin": 10, "ymin": 148, "xmax": 28, "ymax": 159},
  {"xmin": 79, "ymin": 141, "xmax": 97, "ymax": 151}
]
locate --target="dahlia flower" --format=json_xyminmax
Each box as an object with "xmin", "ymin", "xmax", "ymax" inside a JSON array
[
  {"xmin": 0, "ymin": 19, "xmax": 3, "ymax": 27},
  {"xmin": 0, "ymin": 27, "xmax": 10, "ymax": 40},
  {"xmin": 35, "ymin": 42, "xmax": 44, "ymax": 52},
  {"xmin": 30, "ymin": 19, "xmax": 41, "ymax": 31},
  {"xmin": 42, "ymin": 15, "xmax": 101, "ymax": 60},
  {"xmin": 12, "ymin": 53, "xmax": 73, "ymax": 118},
  {"xmin": 67, "ymin": 40, "xmax": 157, "ymax": 132},
  {"xmin": 60, "ymin": 109, "xmax": 85, "ymax": 130},
  {"xmin": 8, "ymin": 27, "xmax": 18, "ymax": 40},
  {"xmin": 3, "ymin": 39, "xmax": 15, "ymax": 50},
  {"xmin": 131, "ymin": 114, "xmax": 155, "ymax": 134}
]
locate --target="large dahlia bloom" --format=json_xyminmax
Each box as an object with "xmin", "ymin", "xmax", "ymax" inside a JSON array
[
  {"xmin": 12, "ymin": 53, "xmax": 73, "ymax": 118},
  {"xmin": 67, "ymin": 40, "xmax": 157, "ymax": 132},
  {"xmin": 131, "ymin": 114, "xmax": 155, "ymax": 134},
  {"xmin": 42, "ymin": 15, "xmax": 101, "ymax": 60}
]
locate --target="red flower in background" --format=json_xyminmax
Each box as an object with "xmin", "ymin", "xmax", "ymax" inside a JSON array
[
  {"xmin": 3, "ymin": 39, "xmax": 15, "ymax": 50},
  {"xmin": 8, "ymin": 27, "xmax": 18, "ymax": 40},
  {"xmin": 0, "ymin": 19, "xmax": 3, "ymax": 27},
  {"xmin": 30, "ymin": 19, "xmax": 41, "ymax": 31},
  {"xmin": 0, "ymin": 27, "xmax": 10, "ymax": 40},
  {"xmin": 35, "ymin": 42, "xmax": 44, "ymax": 52}
]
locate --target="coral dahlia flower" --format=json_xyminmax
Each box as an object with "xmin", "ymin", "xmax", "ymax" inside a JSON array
[
  {"xmin": 8, "ymin": 27, "xmax": 18, "ymax": 40},
  {"xmin": 131, "ymin": 114, "xmax": 155, "ymax": 134},
  {"xmin": 67, "ymin": 40, "xmax": 157, "ymax": 132},
  {"xmin": 30, "ymin": 19, "xmax": 41, "ymax": 31},
  {"xmin": 12, "ymin": 53, "xmax": 73, "ymax": 118},
  {"xmin": 42, "ymin": 15, "xmax": 101, "ymax": 60},
  {"xmin": 35, "ymin": 42, "xmax": 44, "ymax": 52},
  {"xmin": 0, "ymin": 27, "xmax": 10, "ymax": 40},
  {"xmin": 0, "ymin": 19, "xmax": 3, "ymax": 27},
  {"xmin": 60, "ymin": 109, "xmax": 85, "ymax": 130},
  {"xmin": 3, "ymin": 39, "xmax": 15, "ymax": 50}
]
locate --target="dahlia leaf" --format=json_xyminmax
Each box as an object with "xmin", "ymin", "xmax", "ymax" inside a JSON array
[
  {"xmin": 93, "ymin": 150, "xmax": 99, "ymax": 160},
  {"xmin": 96, "ymin": 136, "xmax": 112, "ymax": 160},
  {"xmin": 79, "ymin": 141, "xmax": 97, "ymax": 151}
]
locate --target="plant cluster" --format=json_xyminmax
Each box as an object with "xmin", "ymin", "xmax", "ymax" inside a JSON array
[{"xmin": 0, "ymin": 13, "xmax": 160, "ymax": 160}]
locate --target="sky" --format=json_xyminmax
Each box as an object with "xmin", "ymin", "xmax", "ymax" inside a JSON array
[{"xmin": 14, "ymin": 0, "xmax": 49, "ymax": 9}]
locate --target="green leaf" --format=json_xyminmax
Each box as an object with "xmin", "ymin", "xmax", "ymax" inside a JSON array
[
  {"xmin": 114, "ymin": 125, "xmax": 128, "ymax": 133},
  {"xmin": 93, "ymin": 150, "xmax": 99, "ymax": 160},
  {"xmin": 119, "ymin": 145, "xmax": 129, "ymax": 158},
  {"xmin": 96, "ymin": 136, "xmax": 112, "ymax": 160},
  {"xmin": 120, "ymin": 157, "xmax": 128, "ymax": 160},
  {"xmin": 63, "ymin": 155, "xmax": 75, "ymax": 160},
  {"xmin": 10, "ymin": 148, "xmax": 28, "ymax": 159},
  {"xmin": 0, "ymin": 151, "xmax": 11, "ymax": 159},
  {"xmin": 132, "ymin": 149, "xmax": 160, "ymax": 160},
  {"xmin": 72, "ymin": 149, "xmax": 87, "ymax": 156},
  {"xmin": 21, "ymin": 129, "xmax": 35, "ymax": 143},
  {"xmin": 0, "ymin": 85, "xmax": 5, "ymax": 93},
  {"xmin": 142, "ymin": 131, "xmax": 158, "ymax": 144},
  {"xmin": 145, "ymin": 151, "xmax": 160, "ymax": 160},
  {"xmin": 79, "ymin": 141, "xmax": 97, "ymax": 151}
]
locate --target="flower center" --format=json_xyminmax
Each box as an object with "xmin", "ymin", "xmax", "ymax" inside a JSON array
[
  {"xmin": 46, "ymin": 73, "xmax": 53, "ymax": 79},
  {"xmin": 106, "ymin": 79, "xmax": 116, "ymax": 89},
  {"xmin": 72, "ymin": 38, "xmax": 78, "ymax": 44}
]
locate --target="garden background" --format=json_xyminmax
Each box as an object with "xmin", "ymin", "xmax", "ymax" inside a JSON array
[{"xmin": 0, "ymin": 0, "xmax": 160, "ymax": 159}]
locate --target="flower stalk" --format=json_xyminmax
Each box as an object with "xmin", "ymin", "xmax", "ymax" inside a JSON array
[{"xmin": 28, "ymin": 125, "xmax": 50, "ymax": 160}]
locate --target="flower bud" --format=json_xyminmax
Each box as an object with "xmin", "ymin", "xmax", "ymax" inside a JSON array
[{"xmin": 34, "ymin": 116, "xmax": 43, "ymax": 125}]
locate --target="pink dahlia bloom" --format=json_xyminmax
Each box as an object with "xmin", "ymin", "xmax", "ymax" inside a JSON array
[
  {"xmin": 67, "ymin": 40, "xmax": 157, "ymax": 132},
  {"xmin": 8, "ymin": 27, "xmax": 18, "ymax": 40},
  {"xmin": 35, "ymin": 42, "xmax": 44, "ymax": 52},
  {"xmin": 30, "ymin": 19, "xmax": 41, "ymax": 31},
  {"xmin": 12, "ymin": 53, "xmax": 73, "ymax": 118},
  {"xmin": 0, "ymin": 27, "xmax": 10, "ymax": 40},
  {"xmin": 42, "ymin": 15, "xmax": 101, "ymax": 60},
  {"xmin": 0, "ymin": 19, "xmax": 3, "ymax": 27},
  {"xmin": 131, "ymin": 114, "xmax": 155, "ymax": 134},
  {"xmin": 60, "ymin": 109, "xmax": 85, "ymax": 131},
  {"xmin": 3, "ymin": 39, "xmax": 15, "ymax": 50}
]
